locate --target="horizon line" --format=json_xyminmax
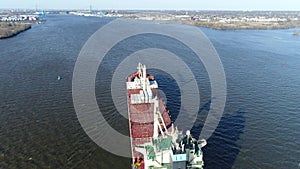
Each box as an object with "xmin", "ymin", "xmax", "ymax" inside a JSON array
[{"xmin": 1, "ymin": 8, "xmax": 300, "ymax": 12}]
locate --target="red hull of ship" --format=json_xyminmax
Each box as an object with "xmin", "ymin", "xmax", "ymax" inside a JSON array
[{"xmin": 127, "ymin": 75, "xmax": 172, "ymax": 169}]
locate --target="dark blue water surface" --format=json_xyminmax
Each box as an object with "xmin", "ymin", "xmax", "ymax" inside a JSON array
[{"xmin": 0, "ymin": 14, "xmax": 299, "ymax": 169}]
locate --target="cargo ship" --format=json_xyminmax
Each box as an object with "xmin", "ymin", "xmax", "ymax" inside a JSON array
[{"xmin": 127, "ymin": 63, "xmax": 207, "ymax": 169}]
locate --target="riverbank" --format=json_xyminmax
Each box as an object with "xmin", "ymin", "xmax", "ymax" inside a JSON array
[
  {"xmin": 177, "ymin": 20, "xmax": 300, "ymax": 30},
  {"xmin": 120, "ymin": 11, "xmax": 300, "ymax": 30},
  {"xmin": 0, "ymin": 22, "xmax": 32, "ymax": 39},
  {"xmin": 124, "ymin": 17, "xmax": 300, "ymax": 30}
]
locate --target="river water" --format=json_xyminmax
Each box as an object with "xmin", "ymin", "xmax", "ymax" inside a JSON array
[{"xmin": 0, "ymin": 14, "xmax": 299, "ymax": 169}]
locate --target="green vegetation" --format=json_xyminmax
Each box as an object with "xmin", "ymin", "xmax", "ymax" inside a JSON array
[{"xmin": 0, "ymin": 22, "xmax": 31, "ymax": 39}]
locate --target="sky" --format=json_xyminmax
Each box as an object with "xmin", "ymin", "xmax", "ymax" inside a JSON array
[{"xmin": 1, "ymin": 0, "xmax": 300, "ymax": 10}]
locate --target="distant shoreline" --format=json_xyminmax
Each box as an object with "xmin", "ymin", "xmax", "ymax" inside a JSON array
[
  {"xmin": 122, "ymin": 18, "xmax": 300, "ymax": 31},
  {"xmin": 0, "ymin": 22, "xmax": 32, "ymax": 39},
  {"xmin": 159, "ymin": 20, "xmax": 300, "ymax": 30},
  {"xmin": 119, "ymin": 11, "xmax": 300, "ymax": 30},
  {"xmin": 50, "ymin": 10, "xmax": 300, "ymax": 30}
]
